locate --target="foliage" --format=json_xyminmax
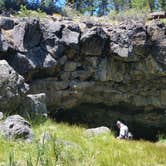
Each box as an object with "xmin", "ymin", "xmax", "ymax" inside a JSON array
[
  {"xmin": 18, "ymin": 5, "xmax": 46, "ymax": 18},
  {"xmin": 0, "ymin": 119, "xmax": 165, "ymax": 165},
  {"xmin": 131, "ymin": 0, "xmax": 149, "ymax": 10},
  {"xmin": 158, "ymin": 0, "xmax": 166, "ymax": 11},
  {"xmin": 1, "ymin": 0, "xmax": 166, "ymax": 17},
  {"xmin": 109, "ymin": 8, "xmax": 148, "ymax": 22},
  {"xmin": 0, "ymin": 0, "xmax": 5, "ymax": 10},
  {"xmin": 61, "ymin": 3, "xmax": 81, "ymax": 18}
]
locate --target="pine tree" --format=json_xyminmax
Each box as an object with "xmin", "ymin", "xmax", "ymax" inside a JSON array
[
  {"xmin": 159, "ymin": 0, "xmax": 166, "ymax": 11},
  {"xmin": 97, "ymin": 0, "xmax": 110, "ymax": 16}
]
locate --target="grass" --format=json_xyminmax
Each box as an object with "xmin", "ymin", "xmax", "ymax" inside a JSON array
[{"xmin": 0, "ymin": 119, "xmax": 165, "ymax": 166}]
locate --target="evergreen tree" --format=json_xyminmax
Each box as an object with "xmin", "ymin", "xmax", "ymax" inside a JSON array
[
  {"xmin": 97, "ymin": 0, "xmax": 110, "ymax": 16},
  {"xmin": 159, "ymin": 0, "xmax": 166, "ymax": 11}
]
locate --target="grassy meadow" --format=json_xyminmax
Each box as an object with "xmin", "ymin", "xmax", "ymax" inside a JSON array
[{"xmin": 0, "ymin": 119, "xmax": 165, "ymax": 166}]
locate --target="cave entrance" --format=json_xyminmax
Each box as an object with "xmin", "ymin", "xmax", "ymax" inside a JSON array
[{"xmin": 52, "ymin": 103, "xmax": 166, "ymax": 142}]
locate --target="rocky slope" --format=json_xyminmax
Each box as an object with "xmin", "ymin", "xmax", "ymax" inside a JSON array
[{"xmin": 0, "ymin": 16, "xmax": 166, "ymax": 138}]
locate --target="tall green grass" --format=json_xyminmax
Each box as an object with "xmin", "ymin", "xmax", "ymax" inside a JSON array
[{"xmin": 0, "ymin": 119, "xmax": 165, "ymax": 165}]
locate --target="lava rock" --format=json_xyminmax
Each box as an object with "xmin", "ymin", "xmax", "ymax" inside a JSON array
[
  {"xmin": 110, "ymin": 22, "xmax": 148, "ymax": 62},
  {"xmin": 80, "ymin": 27, "xmax": 109, "ymax": 56},
  {"xmin": 0, "ymin": 115, "xmax": 34, "ymax": 142},
  {"xmin": 0, "ymin": 60, "xmax": 29, "ymax": 112},
  {"xmin": 12, "ymin": 18, "xmax": 42, "ymax": 52},
  {"xmin": 8, "ymin": 47, "xmax": 57, "ymax": 75}
]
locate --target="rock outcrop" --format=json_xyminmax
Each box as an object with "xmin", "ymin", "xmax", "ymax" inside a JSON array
[
  {"xmin": 0, "ymin": 60, "xmax": 28, "ymax": 112},
  {"xmin": 0, "ymin": 16, "xmax": 166, "ymax": 137}
]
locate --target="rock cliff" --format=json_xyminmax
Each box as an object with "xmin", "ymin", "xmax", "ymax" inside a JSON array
[{"xmin": 0, "ymin": 16, "xmax": 166, "ymax": 138}]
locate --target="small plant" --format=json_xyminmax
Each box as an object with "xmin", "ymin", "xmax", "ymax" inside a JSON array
[
  {"xmin": 26, "ymin": 156, "xmax": 33, "ymax": 166},
  {"xmin": 18, "ymin": 5, "xmax": 46, "ymax": 18},
  {"xmin": 157, "ymin": 133, "xmax": 166, "ymax": 143},
  {"xmin": 8, "ymin": 152, "xmax": 16, "ymax": 166},
  {"xmin": 160, "ymin": 18, "xmax": 166, "ymax": 25}
]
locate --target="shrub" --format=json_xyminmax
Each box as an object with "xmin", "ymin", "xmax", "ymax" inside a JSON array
[
  {"xmin": 61, "ymin": 4, "xmax": 81, "ymax": 19},
  {"xmin": 109, "ymin": 8, "xmax": 149, "ymax": 22},
  {"xmin": 18, "ymin": 5, "xmax": 46, "ymax": 18}
]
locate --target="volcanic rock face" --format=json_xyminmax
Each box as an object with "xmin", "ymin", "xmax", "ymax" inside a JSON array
[{"xmin": 0, "ymin": 16, "xmax": 166, "ymax": 134}]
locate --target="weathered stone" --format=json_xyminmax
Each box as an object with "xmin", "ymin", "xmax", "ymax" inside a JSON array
[
  {"xmin": 61, "ymin": 28, "xmax": 80, "ymax": 48},
  {"xmin": 110, "ymin": 22, "xmax": 148, "ymax": 62},
  {"xmin": 0, "ymin": 60, "xmax": 28, "ymax": 112},
  {"xmin": 84, "ymin": 126, "xmax": 111, "ymax": 137},
  {"xmin": 40, "ymin": 20, "xmax": 64, "ymax": 40},
  {"xmin": 8, "ymin": 48, "xmax": 57, "ymax": 75},
  {"xmin": 0, "ymin": 115, "xmax": 34, "ymax": 142},
  {"xmin": 12, "ymin": 18, "xmax": 41, "ymax": 52},
  {"xmin": 81, "ymin": 27, "xmax": 109, "ymax": 56}
]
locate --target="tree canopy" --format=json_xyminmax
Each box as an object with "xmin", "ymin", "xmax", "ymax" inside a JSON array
[{"xmin": 0, "ymin": 0, "xmax": 166, "ymax": 16}]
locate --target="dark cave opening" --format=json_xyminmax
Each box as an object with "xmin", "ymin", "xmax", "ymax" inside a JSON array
[{"xmin": 51, "ymin": 103, "xmax": 166, "ymax": 142}]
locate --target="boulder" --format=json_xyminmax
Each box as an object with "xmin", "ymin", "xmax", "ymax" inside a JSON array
[
  {"xmin": 40, "ymin": 20, "xmax": 64, "ymax": 40},
  {"xmin": 40, "ymin": 20, "xmax": 65, "ymax": 58},
  {"xmin": 61, "ymin": 27, "xmax": 80, "ymax": 59},
  {"xmin": 12, "ymin": 18, "xmax": 42, "ymax": 52},
  {"xmin": 61, "ymin": 28, "xmax": 80, "ymax": 48},
  {"xmin": 84, "ymin": 126, "xmax": 111, "ymax": 137},
  {"xmin": 0, "ymin": 115, "xmax": 34, "ymax": 142},
  {"xmin": 80, "ymin": 27, "xmax": 109, "ymax": 56},
  {"xmin": 0, "ymin": 60, "xmax": 29, "ymax": 112}
]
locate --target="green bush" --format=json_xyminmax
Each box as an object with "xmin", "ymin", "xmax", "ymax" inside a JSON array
[{"xmin": 18, "ymin": 5, "xmax": 46, "ymax": 18}]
